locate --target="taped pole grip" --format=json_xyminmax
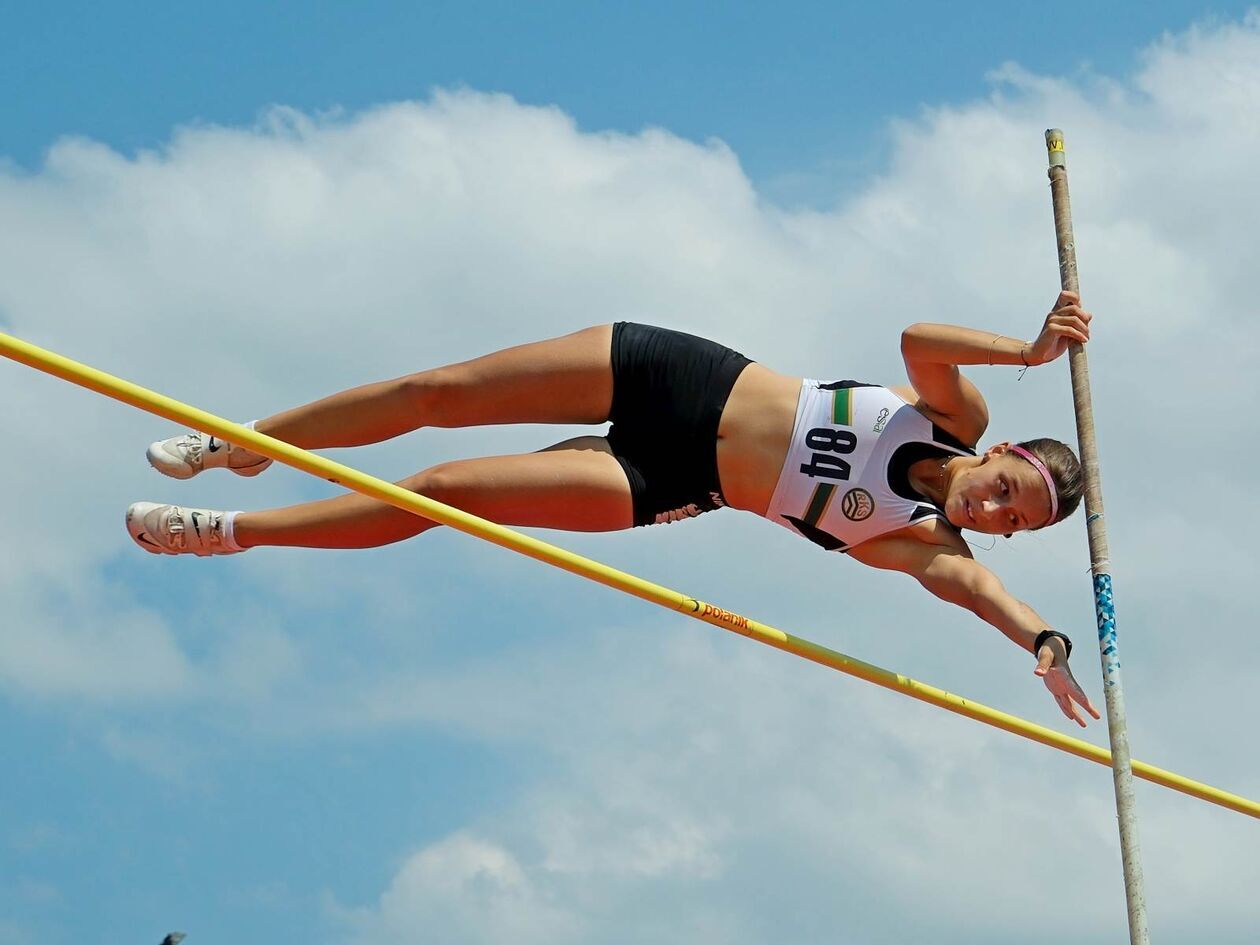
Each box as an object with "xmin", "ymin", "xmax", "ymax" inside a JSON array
[{"xmin": 1045, "ymin": 129, "xmax": 1150, "ymax": 945}]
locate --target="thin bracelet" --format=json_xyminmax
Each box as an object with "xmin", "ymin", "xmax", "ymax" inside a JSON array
[
  {"xmin": 988, "ymin": 334, "xmax": 1004, "ymax": 366},
  {"xmin": 1017, "ymin": 343, "xmax": 1031, "ymax": 380}
]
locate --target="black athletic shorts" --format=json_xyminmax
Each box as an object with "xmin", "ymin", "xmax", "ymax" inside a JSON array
[{"xmin": 606, "ymin": 322, "xmax": 753, "ymax": 527}]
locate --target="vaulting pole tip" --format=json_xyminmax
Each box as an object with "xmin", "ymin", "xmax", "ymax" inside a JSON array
[{"xmin": 1046, "ymin": 128, "xmax": 1067, "ymax": 167}]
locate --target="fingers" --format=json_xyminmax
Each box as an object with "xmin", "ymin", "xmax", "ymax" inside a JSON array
[
  {"xmin": 1034, "ymin": 300, "xmax": 1092, "ymax": 362},
  {"xmin": 1058, "ymin": 692, "xmax": 1086, "ymax": 727},
  {"xmin": 1058, "ymin": 690, "xmax": 1078, "ymax": 730},
  {"xmin": 1040, "ymin": 660, "xmax": 1094, "ymax": 727},
  {"xmin": 1045, "ymin": 311, "xmax": 1090, "ymax": 345},
  {"xmin": 1046, "ymin": 675, "xmax": 1086, "ymax": 726},
  {"xmin": 1056, "ymin": 309, "xmax": 1093, "ymax": 333},
  {"xmin": 1048, "ymin": 292, "xmax": 1093, "ymax": 332},
  {"xmin": 1051, "ymin": 323, "xmax": 1089, "ymax": 345},
  {"xmin": 1052, "ymin": 306, "xmax": 1091, "ymax": 325},
  {"xmin": 1049, "ymin": 307, "xmax": 1091, "ymax": 328},
  {"xmin": 1069, "ymin": 678, "xmax": 1103, "ymax": 720}
]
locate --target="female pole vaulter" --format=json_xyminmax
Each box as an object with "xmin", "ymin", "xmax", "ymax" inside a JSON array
[{"xmin": 128, "ymin": 291, "xmax": 1100, "ymax": 726}]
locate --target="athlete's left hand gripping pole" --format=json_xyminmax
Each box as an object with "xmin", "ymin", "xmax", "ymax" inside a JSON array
[{"xmin": 1045, "ymin": 129, "xmax": 1150, "ymax": 945}]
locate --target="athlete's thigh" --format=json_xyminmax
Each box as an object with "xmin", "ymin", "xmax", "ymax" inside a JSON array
[
  {"xmin": 417, "ymin": 435, "xmax": 633, "ymax": 532},
  {"xmin": 421, "ymin": 324, "xmax": 614, "ymax": 428}
]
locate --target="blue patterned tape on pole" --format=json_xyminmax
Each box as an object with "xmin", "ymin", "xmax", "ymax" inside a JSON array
[{"xmin": 1094, "ymin": 574, "xmax": 1120, "ymax": 688}]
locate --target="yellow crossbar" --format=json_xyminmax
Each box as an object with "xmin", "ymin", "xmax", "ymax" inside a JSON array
[{"xmin": 2, "ymin": 329, "xmax": 1257, "ymax": 820}]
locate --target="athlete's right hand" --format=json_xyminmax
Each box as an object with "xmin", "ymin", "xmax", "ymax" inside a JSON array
[
  {"xmin": 1026, "ymin": 290, "xmax": 1092, "ymax": 366},
  {"xmin": 1034, "ymin": 642, "xmax": 1101, "ymax": 727}
]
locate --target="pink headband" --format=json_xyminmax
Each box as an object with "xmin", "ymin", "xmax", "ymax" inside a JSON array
[{"xmin": 1009, "ymin": 446, "xmax": 1059, "ymax": 527}]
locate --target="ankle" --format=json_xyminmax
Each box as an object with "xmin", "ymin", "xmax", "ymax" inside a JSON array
[
  {"xmin": 228, "ymin": 420, "xmax": 268, "ymax": 468},
  {"xmin": 226, "ymin": 511, "xmax": 253, "ymax": 549}
]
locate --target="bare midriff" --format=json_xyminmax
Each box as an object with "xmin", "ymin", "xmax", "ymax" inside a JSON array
[{"xmin": 715, "ymin": 363, "xmax": 803, "ymax": 516}]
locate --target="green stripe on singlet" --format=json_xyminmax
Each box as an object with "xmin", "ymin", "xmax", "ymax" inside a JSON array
[
  {"xmin": 803, "ymin": 483, "xmax": 836, "ymax": 526},
  {"xmin": 832, "ymin": 387, "xmax": 852, "ymax": 425}
]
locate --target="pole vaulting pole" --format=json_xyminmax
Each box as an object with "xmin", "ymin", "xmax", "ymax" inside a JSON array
[
  {"xmin": 1045, "ymin": 130, "xmax": 1150, "ymax": 944},
  {"xmin": 1, "ymin": 330, "xmax": 1259, "ymax": 821}
]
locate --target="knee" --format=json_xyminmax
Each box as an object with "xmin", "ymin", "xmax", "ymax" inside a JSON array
[
  {"xmin": 399, "ymin": 366, "xmax": 469, "ymax": 428},
  {"xmin": 407, "ymin": 462, "xmax": 471, "ymax": 506}
]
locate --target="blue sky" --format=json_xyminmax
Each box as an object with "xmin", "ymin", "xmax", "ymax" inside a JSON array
[
  {"xmin": 4, "ymin": 1, "xmax": 1251, "ymax": 199},
  {"xmin": 3, "ymin": 5, "xmax": 1259, "ymax": 945}
]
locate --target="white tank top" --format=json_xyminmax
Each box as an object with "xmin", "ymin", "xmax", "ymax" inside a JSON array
[{"xmin": 763, "ymin": 380, "xmax": 975, "ymax": 552}]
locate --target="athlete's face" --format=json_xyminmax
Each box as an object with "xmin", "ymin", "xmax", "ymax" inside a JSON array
[{"xmin": 945, "ymin": 445, "xmax": 1055, "ymax": 535}]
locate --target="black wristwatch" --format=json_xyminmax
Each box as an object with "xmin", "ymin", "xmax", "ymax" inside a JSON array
[{"xmin": 1034, "ymin": 629, "xmax": 1073, "ymax": 660}]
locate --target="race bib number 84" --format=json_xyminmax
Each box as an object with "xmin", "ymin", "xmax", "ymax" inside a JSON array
[{"xmin": 799, "ymin": 427, "xmax": 857, "ymax": 481}]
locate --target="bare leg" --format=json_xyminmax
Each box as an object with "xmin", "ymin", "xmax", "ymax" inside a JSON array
[
  {"xmin": 254, "ymin": 325, "xmax": 615, "ymax": 448},
  {"xmin": 233, "ymin": 437, "xmax": 633, "ymax": 549}
]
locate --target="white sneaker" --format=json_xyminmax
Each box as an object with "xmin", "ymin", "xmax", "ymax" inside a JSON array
[
  {"xmin": 127, "ymin": 502, "xmax": 244, "ymax": 556},
  {"xmin": 147, "ymin": 431, "xmax": 272, "ymax": 480}
]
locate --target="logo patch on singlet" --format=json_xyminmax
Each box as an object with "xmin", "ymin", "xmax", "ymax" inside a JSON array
[{"xmin": 840, "ymin": 487, "xmax": 875, "ymax": 522}]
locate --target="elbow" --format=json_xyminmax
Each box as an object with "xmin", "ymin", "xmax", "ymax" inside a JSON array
[
  {"xmin": 901, "ymin": 324, "xmax": 924, "ymax": 357},
  {"xmin": 901, "ymin": 323, "xmax": 940, "ymax": 362}
]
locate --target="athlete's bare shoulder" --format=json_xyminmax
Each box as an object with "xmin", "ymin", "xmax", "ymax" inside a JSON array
[
  {"xmin": 887, "ymin": 384, "xmax": 981, "ymax": 450},
  {"xmin": 847, "ymin": 517, "xmax": 971, "ymax": 572}
]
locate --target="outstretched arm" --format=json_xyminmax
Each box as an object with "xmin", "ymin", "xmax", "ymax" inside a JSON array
[{"xmin": 848, "ymin": 534, "xmax": 1101, "ymax": 726}]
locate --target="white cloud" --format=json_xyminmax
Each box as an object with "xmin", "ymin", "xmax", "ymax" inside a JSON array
[
  {"xmin": 338, "ymin": 833, "xmax": 582, "ymax": 945},
  {"xmin": 2, "ymin": 11, "xmax": 1259, "ymax": 945},
  {"xmin": 0, "ymin": 579, "xmax": 192, "ymax": 704}
]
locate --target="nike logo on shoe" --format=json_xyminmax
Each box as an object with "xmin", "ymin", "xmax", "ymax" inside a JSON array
[
  {"xmin": 190, "ymin": 511, "xmax": 203, "ymax": 537},
  {"xmin": 207, "ymin": 437, "xmax": 222, "ymax": 452}
]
